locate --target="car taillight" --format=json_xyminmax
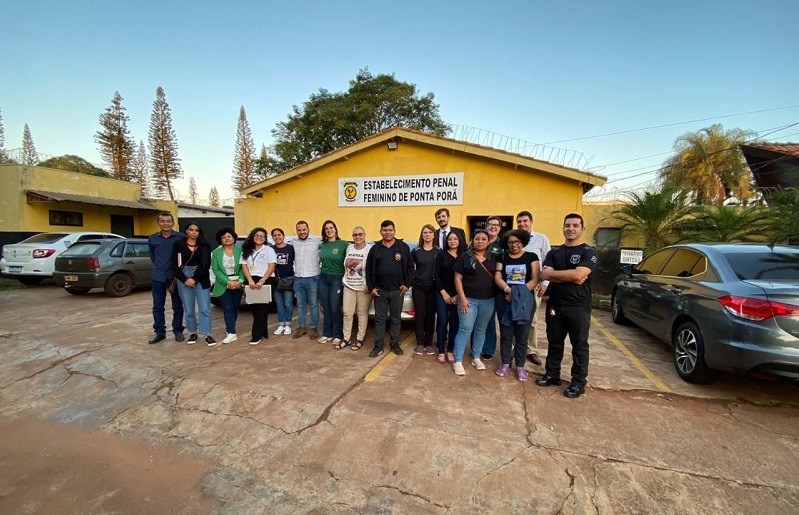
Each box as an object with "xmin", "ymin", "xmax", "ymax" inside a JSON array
[
  {"xmin": 88, "ymin": 257, "xmax": 101, "ymax": 272},
  {"xmin": 718, "ymin": 296, "xmax": 799, "ymax": 321},
  {"xmin": 33, "ymin": 249, "xmax": 56, "ymax": 258}
]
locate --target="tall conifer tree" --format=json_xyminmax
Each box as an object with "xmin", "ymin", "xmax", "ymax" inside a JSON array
[
  {"xmin": 22, "ymin": 124, "xmax": 39, "ymax": 165},
  {"xmin": 208, "ymin": 186, "xmax": 220, "ymax": 207},
  {"xmin": 189, "ymin": 177, "xmax": 198, "ymax": 204},
  {"xmin": 133, "ymin": 140, "xmax": 150, "ymax": 198},
  {"xmin": 95, "ymin": 91, "xmax": 135, "ymax": 180},
  {"xmin": 148, "ymin": 87, "xmax": 182, "ymax": 200},
  {"xmin": 232, "ymin": 106, "xmax": 256, "ymax": 194}
]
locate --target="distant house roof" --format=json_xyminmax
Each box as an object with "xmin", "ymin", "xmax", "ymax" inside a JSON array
[
  {"xmin": 740, "ymin": 143, "xmax": 799, "ymax": 190},
  {"xmin": 177, "ymin": 202, "xmax": 234, "ymax": 215},
  {"xmin": 241, "ymin": 127, "xmax": 607, "ymax": 195},
  {"xmin": 26, "ymin": 190, "xmax": 161, "ymax": 211}
]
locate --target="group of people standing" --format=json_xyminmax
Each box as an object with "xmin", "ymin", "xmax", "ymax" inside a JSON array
[{"xmin": 147, "ymin": 207, "xmax": 597, "ymax": 399}]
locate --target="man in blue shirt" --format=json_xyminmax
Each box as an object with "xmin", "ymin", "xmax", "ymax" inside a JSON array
[{"xmin": 148, "ymin": 212, "xmax": 185, "ymax": 344}]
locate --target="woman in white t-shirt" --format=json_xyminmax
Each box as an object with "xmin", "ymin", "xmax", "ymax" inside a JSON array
[
  {"xmin": 241, "ymin": 227, "xmax": 277, "ymax": 345},
  {"xmin": 337, "ymin": 226, "xmax": 372, "ymax": 351}
]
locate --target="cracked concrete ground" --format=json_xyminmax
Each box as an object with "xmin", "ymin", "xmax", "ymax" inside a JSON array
[{"xmin": 0, "ymin": 283, "xmax": 797, "ymax": 514}]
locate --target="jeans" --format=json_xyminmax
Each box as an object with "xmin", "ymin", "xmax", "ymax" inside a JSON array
[
  {"xmin": 176, "ymin": 275, "xmax": 212, "ymax": 335},
  {"xmin": 435, "ymin": 293, "xmax": 459, "ymax": 354},
  {"xmin": 545, "ymin": 304, "xmax": 592, "ymax": 387},
  {"xmin": 500, "ymin": 321, "xmax": 532, "ymax": 368},
  {"xmin": 453, "ymin": 297, "xmax": 495, "ymax": 362},
  {"xmin": 412, "ymin": 284, "xmax": 436, "ymax": 346},
  {"xmin": 274, "ymin": 287, "xmax": 294, "ymax": 325},
  {"xmin": 373, "ymin": 288, "xmax": 403, "ymax": 349},
  {"xmin": 481, "ymin": 312, "xmax": 498, "ymax": 357},
  {"xmin": 319, "ymin": 273, "xmax": 344, "ymax": 339},
  {"xmin": 152, "ymin": 278, "xmax": 184, "ymax": 336},
  {"xmin": 343, "ymin": 286, "xmax": 371, "ymax": 342},
  {"xmin": 218, "ymin": 288, "xmax": 244, "ymax": 334},
  {"xmin": 293, "ymin": 276, "xmax": 319, "ymax": 329}
]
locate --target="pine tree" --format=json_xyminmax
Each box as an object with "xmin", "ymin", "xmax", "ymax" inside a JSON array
[
  {"xmin": 22, "ymin": 124, "xmax": 39, "ymax": 165},
  {"xmin": 132, "ymin": 140, "xmax": 150, "ymax": 198},
  {"xmin": 148, "ymin": 86, "xmax": 182, "ymax": 200},
  {"xmin": 0, "ymin": 108, "xmax": 10, "ymax": 163},
  {"xmin": 189, "ymin": 176, "xmax": 198, "ymax": 204},
  {"xmin": 208, "ymin": 186, "xmax": 220, "ymax": 207},
  {"xmin": 232, "ymin": 106, "xmax": 256, "ymax": 194},
  {"xmin": 95, "ymin": 91, "xmax": 135, "ymax": 181}
]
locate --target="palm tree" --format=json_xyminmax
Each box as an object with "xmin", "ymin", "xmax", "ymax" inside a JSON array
[
  {"xmin": 609, "ymin": 186, "xmax": 698, "ymax": 253},
  {"xmin": 678, "ymin": 205, "xmax": 772, "ymax": 243},
  {"xmin": 765, "ymin": 188, "xmax": 799, "ymax": 244},
  {"xmin": 659, "ymin": 124, "xmax": 756, "ymax": 205}
]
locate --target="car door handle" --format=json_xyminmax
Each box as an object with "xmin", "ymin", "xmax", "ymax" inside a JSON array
[
  {"xmin": 667, "ymin": 286, "xmax": 684, "ymax": 293},
  {"xmin": 125, "ymin": 260, "xmax": 135, "ymax": 264}
]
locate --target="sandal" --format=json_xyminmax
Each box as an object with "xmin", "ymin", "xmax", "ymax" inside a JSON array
[
  {"xmin": 437, "ymin": 354, "xmax": 447, "ymax": 364},
  {"xmin": 351, "ymin": 340, "xmax": 363, "ymax": 351},
  {"xmin": 516, "ymin": 368, "xmax": 529, "ymax": 382},
  {"xmin": 495, "ymin": 364, "xmax": 511, "ymax": 377},
  {"xmin": 446, "ymin": 354, "xmax": 455, "ymax": 364},
  {"xmin": 334, "ymin": 339, "xmax": 350, "ymax": 350}
]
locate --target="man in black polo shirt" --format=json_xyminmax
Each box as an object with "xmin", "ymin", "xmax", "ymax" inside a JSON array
[
  {"xmin": 365, "ymin": 220, "xmax": 413, "ymax": 357},
  {"xmin": 536, "ymin": 213, "xmax": 598, "ymax": 398}
]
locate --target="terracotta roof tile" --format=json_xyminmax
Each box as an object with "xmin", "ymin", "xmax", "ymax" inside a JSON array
[{"xmin": 745, "ymin": 142, "xmax": 799, "ymax": 157}]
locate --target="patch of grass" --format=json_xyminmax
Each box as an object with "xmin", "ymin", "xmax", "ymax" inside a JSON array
[
  {"xmin": 592, "ymin": 294, "xmax": 610, "ymax": 310},
  {"xmin": 0, "ymin": 280, "xmax": 27, "ymax": 292}
]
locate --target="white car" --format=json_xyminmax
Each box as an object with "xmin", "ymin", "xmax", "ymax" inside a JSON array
[{"xmin": 1, "ymin": 231, "xmax": 124, "ymax": 285}]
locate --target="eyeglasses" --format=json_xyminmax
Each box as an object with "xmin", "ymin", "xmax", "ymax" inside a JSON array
[
  {"xmin": 254, "ymin": 234, "xmax": 266, "ymax": 239},
  {"xmin": 508, "ymin": 240, "xmax": 522, "ymax": 246},
  {"xmin": 352, "ymin": 233, "xmax": 364, "ymax": 237},
  {"xmin": 487, "ymin": 223, "xmax": 501, "ymax": 228}
]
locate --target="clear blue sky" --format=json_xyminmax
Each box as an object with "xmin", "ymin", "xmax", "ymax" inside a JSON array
[{"xmin": 2, "ymin": 0, "xmax": 798, "ymax": 203}]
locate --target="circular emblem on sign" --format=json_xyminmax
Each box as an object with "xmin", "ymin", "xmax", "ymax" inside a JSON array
[
  {"xmin": 395, "ymin": 253, "xmax": 402, "ymax": 261},
  {"xmin": 343, "ymin": 181, "xmax": 358, "ymax": 202}
]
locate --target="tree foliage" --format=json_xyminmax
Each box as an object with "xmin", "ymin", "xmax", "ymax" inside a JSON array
[
  {"xmin": 132, "ymin": 140, "xmax": 150, "ymax": 198},
  {"xmin": 189, "ymin": 176, "xmax": 198, "ymax": 204},
  {"xmin": 148, "ymin": 86, "xmax": 182, "ymax": 200},
  {"xmin": 678, "ymin": 205, "xmax": 772, "ymax": 243},
  {"xmin": 95, "ymin": 91, "xmax": 135, "ymax": 181},
  {"xmin": 38, "ymin": 155, "xmax": 109, "ymax": 177},
  {"xmin": 267, "ymin": 69, "xmax": 450, "ymax": 174},
  {"xmin": 22, "ymin": 124, "xmax": 39, "ymax": 165},
  {"xmin": 610, "ymin": 186, "xmax": 699, "ymax": 253},
  {"xmin": 208, "ymin": 186, "xmax": 220, "ymax": 207},
  {"xmin": 766, "ymin": 188, "xmax": 799, "ymax": 244},
  {"xmin": 232, "ymin": 106, "xmax": 256, "ymax": 194},
  {"xmin": 0, "ymin": 108, "xmax": 11, "ymax": 164},
  {"xmin": 659, "ymin": 124, "xmax": 756, "ymax": 205}
]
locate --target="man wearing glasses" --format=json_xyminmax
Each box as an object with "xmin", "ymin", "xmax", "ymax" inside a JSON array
[{"xmin": 515, "ymin": 210, "xmax": 551, "ymax": 366}]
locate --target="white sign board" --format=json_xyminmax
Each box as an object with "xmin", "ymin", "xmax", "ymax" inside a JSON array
[
  {"xmin": 620, "ymin": 249, "xmax": 644, "ymax": 265},
  {"xmin": 338, "ymin": 173, "xmax": 464, "ymax": 207}
]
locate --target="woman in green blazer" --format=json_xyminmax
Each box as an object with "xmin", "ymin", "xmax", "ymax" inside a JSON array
[{"xmin": 211, "ymin": 227, "xmax": 245, "ymax": 343}]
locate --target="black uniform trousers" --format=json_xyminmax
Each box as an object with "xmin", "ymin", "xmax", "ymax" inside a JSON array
[{"xmin": 544, "ymin": 303, "xmax": 591, "ymax": 387}]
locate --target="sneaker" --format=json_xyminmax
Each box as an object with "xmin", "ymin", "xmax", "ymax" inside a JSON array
[
  {"xmin": 274, "ymin": 326, "xmax": 285, "ymax": 336},
  {"xmin": 471, "ymin": 358, "xmax": 486, "ymax": 370},
  {"xmin": 222, "ymin": 333, "xmax": 238, "ymax": 344},
  {"xmin": 480, "ymin": 353, "xmax": 493, "ymax": 361},
  {"xmin": 249, "ymin": 339, "xmax": 261, "ymax": 346},
  {"xmin": 453, "ymin": 362, "xmax": 466, "ymax": 376},
  {"xmin": 414, "ymin": 345, "xmax": 424, "ymax": 355},
  {"xmin": 292, "ymin": 327, "xmax": 307, "ymax": 339},
  {"xmin": 205, "ymin": 335, "xmax": 217, "ymax": 347},
  {"xmin": 391, "ymin": 345, "xmax": 404, "ymax": 355},
  {"xmin": 308, "ymin": 329, "xmax": 320, "ymax": 340},
  {"xmin": 424, "ymin": 346, "xmax": 436, "ymax": 355},
  {"xmin": 187, "ymin": 333, "xmax": 199, "ymax": 345},
  {"xmin": 282, "ymin": 326, "xmax": 292, "ymax": 335},
  {"xmin": 148, "ymin": 334, "xmax": 166, "ymax": 344},
  {"xmin": 368, "ymin": 347, "xmax": 384, "ymax": 358},
  {"xmin": 318, "ymin": 336, "xmax": 330, "ymax": 344}
]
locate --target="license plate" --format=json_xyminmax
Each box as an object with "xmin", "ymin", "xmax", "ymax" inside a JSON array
[
  {"xmin": 9, "ymin": 266, "xmax": 22, "ymax": 273},
  {"xmin": 65, "ymin": 275, "xmax": 78, "ymax": 282}
]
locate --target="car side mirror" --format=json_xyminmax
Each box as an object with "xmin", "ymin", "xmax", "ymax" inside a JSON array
[{"xmin": 620, "ymin": 264, "xmax": 634, "ymax": 275}]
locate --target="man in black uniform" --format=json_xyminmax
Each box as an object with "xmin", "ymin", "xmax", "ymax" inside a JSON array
[
  {"xmin": 365, "ymin": 220, "xmax": 413, "ymax": 357},
  {"xmin": 536, "ymin": 213, "xmax": 598, "ymax": 398}
]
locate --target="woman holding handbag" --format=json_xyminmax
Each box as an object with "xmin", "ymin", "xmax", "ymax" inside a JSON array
[
  {"xmin": 241, "ymin": 227, "xmax": 277, "ymax": 345},
  {"xmin": 211, "ymin": 226, "xmax": 245, "ymax": 344},
  {"xmin": 172, "ymin": 222, "xmax": 214, "ymax": 346},
  {"xmin": 271, "ymin": 227, "xmax": 295, "ymax": 335}
]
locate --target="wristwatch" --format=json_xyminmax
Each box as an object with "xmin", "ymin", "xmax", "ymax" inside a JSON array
[{"xmin": 503, "ymin": 286, "xmax": 510, "ymax": 294}]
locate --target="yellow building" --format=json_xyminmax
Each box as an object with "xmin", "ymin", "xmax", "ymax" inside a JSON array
[
  {"xmin": 0, "ymin": 164, "xmax": 176, "ymax": 248},
  {"xmin": 239, "ymin": 128, "xmax": 607, "ymax": 242}
]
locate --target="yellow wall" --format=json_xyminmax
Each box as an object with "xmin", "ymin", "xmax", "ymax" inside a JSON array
[
  {"xmin": 236, "ymin": 140, "xmax": 584, "ymax": 243},
  {"xmin": 583, "ymin": 201, "xmax": 645, "ymax": 248},
  {"xmin": 0, "ymin": 164, "xmax": 177, "ymax": 235}
]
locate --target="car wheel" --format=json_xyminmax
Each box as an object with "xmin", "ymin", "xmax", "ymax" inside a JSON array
[
  {"xmin": 672, "ymin": 321, "xmax": 720, "ymax": 384},
  {"xmin": 104, "ymin": 273, "xmax": 133, "ymax": 297},
  {"xmin": 611, "ymin": 289, "xmax": 629, "ymax": 325},
  {"xmin": 65, "ymin": 286, "xmax": 91, "ymax": 295},
  {"xmin": 18, "ymin": 276, "xmax": 44, "ymax": 286}
]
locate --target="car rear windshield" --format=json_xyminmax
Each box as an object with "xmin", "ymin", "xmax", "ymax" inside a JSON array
[
  {"xmin": 19, "ymin": 233, "xmax": 69, "ymax": 244},
  {"xmin": 724, "ymin": 251, "xmax": 799, "ymax": 280},
  {"xmin": 61, "ymin": 243, "xmax": 103, "ymax": 257}
]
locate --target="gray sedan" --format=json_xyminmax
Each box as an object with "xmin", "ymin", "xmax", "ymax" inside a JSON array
[{"xmin": 611, "ymin": 243, "xmax": 799, "ymax": 384}]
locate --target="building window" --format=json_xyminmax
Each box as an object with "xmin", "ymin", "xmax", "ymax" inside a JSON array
[
  {"xmin": 595, "ymin": 227, "xmax": 620, "ymax": 248},
  {"xmin": 49, "ymin": 210, "xmax": 83, "ymax": 227}
]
